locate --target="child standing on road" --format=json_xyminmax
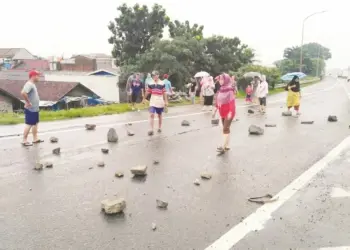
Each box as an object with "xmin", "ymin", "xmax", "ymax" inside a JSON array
[
  {"xmin": 256, "ymin": 75, "xmax": 269, "ymax": 113},
  {"xmin": 245, "ymin": 83, "xmax": 253, "ymax": 103},
  {"xmin": 144, "ymin": 71, "xmax": 168, "ymax": 136}
]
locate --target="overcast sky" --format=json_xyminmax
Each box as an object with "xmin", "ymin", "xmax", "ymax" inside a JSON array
[{"xmin": 2, "ymin": 0, "xmax": 349, "ymax": 68}]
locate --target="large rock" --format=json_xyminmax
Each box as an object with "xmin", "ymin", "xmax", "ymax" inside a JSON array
[
  {"xmin": 194, "ymin": 179, "xmax": 201, "ymax": 185},
  {"xmin": 85, "ymin": 124, "xmax": 96, "ymax": 130},
  {"xmin": 107, "ymin": 128, "xmax": 118, "ymax": 143},
  {"xmin": 181, "ymin": 120, "xmax": 190, "ymax": 126},
  {"xmin": 282, "ymin": 111, "xmax": 292, "ymax": 117},
  {"xmin": 50, "ymin": 137, "xmax": 59, "ymax": 143},
  {"xmin": 130, "ymin": 165, "xmax": 147, "ymax": 176},
  {"xmin": 328, "ymin": 115, "xmax": 338, "ymax": 122},
  {"xmin": 52, "ymin": 147, "xmax": 61, "ymax": 155},
  {"xmin": 101, "ymin": 198, "xmax": 126, "ymax": 214},
  {"xmin": 248, "ymin": 125, "xmax": 264, "ymax": 135},
  {"xmin": 156, "ymin": 199, "xmax": 168, "ymax": 209}
]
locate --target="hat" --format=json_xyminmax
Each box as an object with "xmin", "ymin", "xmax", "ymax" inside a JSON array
[{"xmin": 29, "ymin": 70, "xmax": 40, "ymax": 78}]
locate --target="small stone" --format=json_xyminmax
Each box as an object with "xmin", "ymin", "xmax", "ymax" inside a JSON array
[
  {"xmin": 52, "ymin": 147, "xmax": 61, "ymax": 155},
  {"xmin": 301, "ymin": 121, "xmax": 314, "ymax": 124},
  {"xmin": 97, "ymin": 161, "xmax": 105, "ymax": 167},
  {"xmin": 211, "ymin": 119, "xmax": 219, "ymax": 125},
  {"xmin": 248, "ymin": 109, "xmax": 254, "ymax": 114},
  {"xmin": 151, "ymin": 222, "xmax": 157, "ymax": 231},
  {"xmin": 101, "ymin": 148, "xmax": 109, "ymax": 154},
  {"xmin": 44, "ymin": 162, "xmax": 53, "ymax": 168},
  {"xmin": 194, "ymin": 179, "xmax": 200, "ymax": 185},
  {"xmin": 248, "ymin": 125, "xmax": 264, "ymax": 135},
  {"xmin": 50, "ymin": 137, "xmax": 58, "ymax": 143},
  {"xmin": 181, "ymin": 120, "xmax": 190, "ymax": 126},
  {"xmin": 107, "ymin": 128, "xmax": 118, "ymax": 143},
  {"xmin": 130, "ymin": 165, "xmax": 147, "ymax": 176},
  {"xmin": 85, "ymin": 124, "xmax": 96, "ymax": 130},
  {"xmin": 153, "ymin": 160, "xmax": 159, "ymax": 165},
  {"xmin": 265, "ymin": 124, "xmax": 276, "ymax": 127},
  {"xmin": 34, "ymin": 162, "xmax": 43, "ymax": 171},
  {"xmin": 101, "ymin": 198, "xmax": 126, "ymax": 214},
  {"xmin": 89, "ymin": 167, "xmax": 93, "ymax": 170},
  {"xmin": 115, "ymin": 172, "xmax": 124, "ymax": 178},
  {"xmin": 328, "ymin": 115, "xmax": 338, "ymax": 122},
  {"xmin": 282, "ymin": 111, "xmax": 292, "ymax": 116},
  {"xmin": 200, "ymin": 173, "xmax": 212, "ymax": 180},
  {"xmin": 127, "ymin": 130, "xmax": 135, "ymax": 136},
  {"xmin": 156, "ymin": 199, "xmax": 168, "ymax": 209}
]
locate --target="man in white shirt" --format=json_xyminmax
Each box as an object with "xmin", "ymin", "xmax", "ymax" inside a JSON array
[{"xmin": 256, "ymin": 75, "xmax": 269, "ymax": 113}]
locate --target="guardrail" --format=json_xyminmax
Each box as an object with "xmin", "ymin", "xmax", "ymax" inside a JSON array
[{"xmin": 275, "ymin": 78, "xmax": 320, "ymax": 89}]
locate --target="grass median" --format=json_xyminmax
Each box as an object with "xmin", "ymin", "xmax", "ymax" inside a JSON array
[{"xmin": 0, "ymin": 78, "xmax": 320, "ymax": 125}]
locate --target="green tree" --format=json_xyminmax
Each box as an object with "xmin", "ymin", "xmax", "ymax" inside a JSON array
[
  {"xmin": 108, "ymin": 3, "xmax": 170, "ymax": 66},
  {"xmin": 168, "ymin": 20, "xmax": 204, "ymax": 40},
  {"xmin": 204, "ymin": 36, "xmax": 255, "ymax": 76}
]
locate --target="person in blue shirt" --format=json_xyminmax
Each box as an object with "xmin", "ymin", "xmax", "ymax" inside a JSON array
[
  {"xmin": 130, "ymin": 73, "xmax": 145, "ymax": 111},
  {"xmin": 163, "ymin": 74, "xmax": 173, "ymax": 96}
]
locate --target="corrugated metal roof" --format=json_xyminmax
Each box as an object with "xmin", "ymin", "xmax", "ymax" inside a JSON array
[{"xmin": 0, "ymin": 48, "xmax": 21, "ymax": 58}]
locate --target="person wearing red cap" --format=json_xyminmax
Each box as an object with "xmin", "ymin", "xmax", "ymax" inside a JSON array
[
  {"xmin": 163, "ymin": 74, "xmax": 173, "ymax": 96},
  {"xmin": 21, "ymin": 70, "xmax": 43, "ymax": 146}
]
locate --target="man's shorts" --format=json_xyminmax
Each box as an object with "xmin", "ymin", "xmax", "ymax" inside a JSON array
[
  {"xmin": 131, "ymin": 92, "xmax": 141, "ymax": 103},
  {"xmin": 149, "ymin": 106, "xmax": 164, "ymax": 115},
  {"xmin": 259, "ymin": 97, "xmax": 266, "ymax": 106},
  {"xmin": 24, "ymin": 109, "xmax": 39, "ymax": 125}
]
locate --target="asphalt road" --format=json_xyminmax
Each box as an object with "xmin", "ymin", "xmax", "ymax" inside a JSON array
[{"xmin": 1, "ymin": 77, "xmax": 350, "ymax": 250}]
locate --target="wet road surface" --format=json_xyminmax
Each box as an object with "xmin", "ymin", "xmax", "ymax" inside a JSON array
[{"xmin": 1, "ymin": 77, "xmax": 350, "ymax": 250}]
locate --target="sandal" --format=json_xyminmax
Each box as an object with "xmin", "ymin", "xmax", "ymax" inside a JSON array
[
  {"xmin": 33, "ymin": 139, "xmax": 44, "ymax": 144},
  {"xmin": 22, "ymin": 142, "xmax": 33, "ymax": 147}
]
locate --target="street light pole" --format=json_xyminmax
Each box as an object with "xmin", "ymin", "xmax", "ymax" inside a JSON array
[{"xmin": 299, "ymin": 10, "xmax": 327, "ymax": 72}]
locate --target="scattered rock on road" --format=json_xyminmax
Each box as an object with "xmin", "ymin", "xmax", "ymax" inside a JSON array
[
  {"xmin": 211, "ymin": 119, "xmax": 220, "ymax": 125},
  {"xmin": 181, "ymin": 120, "xmax": 190, "ymax": 126},
  {"xmin": 282, "ymin": 111, "xmax": 292, "ymax": 116},
  {"xmin": 50, "ymin": 137, "xmax": 58, "ymax": 143},
  {"xmin": 265, "ymin": 124, "xmax": 276, "ymax": 128},
  {"xmin": 101, "ymin": 198, "xmax": 126, "ymax": 214},
  {"xmin": 85, "ymin": 124, "xmax": 96, "ymax": 130},
  {"xmin": 153, "ymin": 160, "xmax": 159, "ymax": 165},
  {"xmin": 156, "ymin": 199, "xmax": 168, "ymax": 209},
  {"xmin": 97, "ymin": 161, "xmax": 105, "ymax": 167},
  {"xmin": 101, "ymin": 148, "xmax": 109, "ymax": 154},
  {"xmin": 52, "ymin": 147, "xmax": 61, "ymax": 155},
  {"xmin": 328, "ymin": 115, "xmax": 338, "ymax": 122},
  {"xmin": 248, "ymin": 125, "xmax": 264, "ymax": 135},
  {"xmin": 194, "ymin": 179, "xmax": 201, "ymax": 185},
  {"xmin": 301, "ymin": 121, "xmax": 314, "ymax": 125},
  {"xmin": 127, "ymin": 130, "xmax": 135, "ymax": 136},
  {"xmin": 34, "ymin": 162, "xmax": 43, "ymax": 171},
  {"xmin": 130, "ymin": 165, "xmax": 147, "ymax": 176},
  {"xmin": 151, "ymin": 222, "xmax": 157, "ymax": 231},
  {"xmin": 115, "ymin": 172, "xmax": 124, "ymax": 178},
  {"xmin": 44, "ymin": 162, "xmax": 53, "ymax": 168},
  {"xmin": 107, "ymin": 128, "xmax": 118, "ymax": 143},
  {"xmin": 200, "ymin": 172, "xmax": 212, "ymax": 180},
  {"xmin": 248, "ymin": 109, "xmax": 254, "ymax": 114}
]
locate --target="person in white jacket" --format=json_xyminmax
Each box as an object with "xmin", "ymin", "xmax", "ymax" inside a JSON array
[{"xmin": 256, "ymin": 75, "xmax": 269, "ymax": 113}]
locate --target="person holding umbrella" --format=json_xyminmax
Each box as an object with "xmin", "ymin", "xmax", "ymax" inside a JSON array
[
  {"xmin": 212, "ymin": 73, "xmax": 236, "ymax": 154},
  {"xmin": 285, "ymin": 75, "xmax": 301, "ymax": 116}
]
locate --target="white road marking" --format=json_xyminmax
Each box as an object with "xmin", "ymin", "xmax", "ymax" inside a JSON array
[
  {"xmin": 319, "ymin": 247, "xmax": 350, "ymax": 250},
  {"xmin": 205, "ymin": 135, "xmax": 350, "ymax": 250},
  {"xmin": 0, "ymin": 79, "xmax": 339, "ymax": 141},
  {"xmin": 330, "ymin": 187, "xmax": 350, "ymax": 198}
]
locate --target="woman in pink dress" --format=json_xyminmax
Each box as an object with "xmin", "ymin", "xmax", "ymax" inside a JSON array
[{"xmin": 213, "ymin": 73, "xmax": 236, "ymax": 154}]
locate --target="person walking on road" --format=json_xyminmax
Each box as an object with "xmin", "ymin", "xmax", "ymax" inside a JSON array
[
  {"xmin": 188, "ymin": 78, "xmax": 197, "ymax": 105},
  {"xmin": 130, "ymin": 73, "xmax": 145, "ymax": 111},
  {"xmin": 144, "ymin": 71, "xmax": 168, "ymax": 136},
  {"xmin": 21, "ymin": 70, "xmax": 43, "ymax": 146},
  {"xmin": 251, "ymin": 76, "xmax": 260, "ymax": 104},
  {"xmin": 256, "ymin": 75, "xmax": 269, "ymax": 113},
  {"xmin": 212, "ymin": 73, "xmax": 236, "ymax": 154},
  {"xmin": 286, "ymin": 75, "xmax": 301, "ymax": 116},
  {"xmin": 245, "ymin": 83, "xmax": 253, "ymax": 104},
  {"xmin": 201, "ymin": 76, "xmax": 215, "ymax": 111},
  {"xmin": 163, "ymin": 74, "xmax": 173, "ymax": 97}
]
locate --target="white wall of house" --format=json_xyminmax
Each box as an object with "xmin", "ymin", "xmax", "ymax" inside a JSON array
[
  {"xmin": 45, "ymin": 73, "xmax": 119, "ymax": 102},
  {"xmin": 12, "ymin": 49, "xmax": 35, "ymax": 60}
]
